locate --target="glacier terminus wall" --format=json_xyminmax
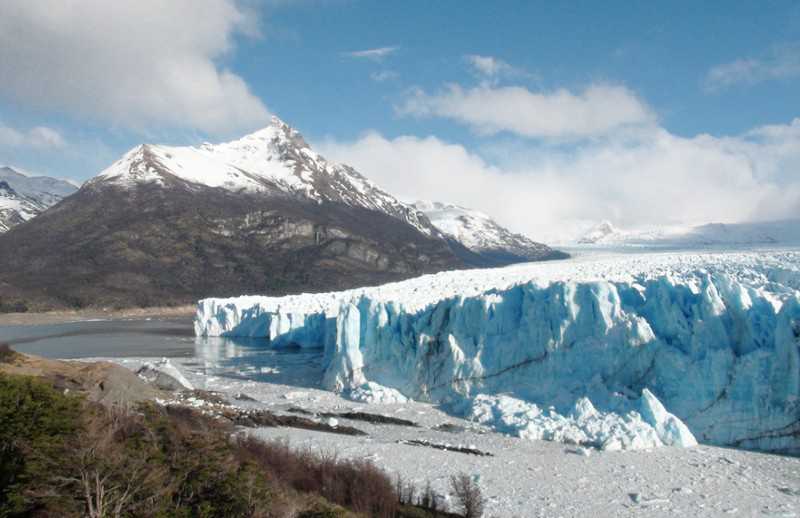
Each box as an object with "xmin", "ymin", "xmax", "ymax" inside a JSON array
[{"xmin": 196, "ymin": 251, "xmax": 800, "ymax": 453}]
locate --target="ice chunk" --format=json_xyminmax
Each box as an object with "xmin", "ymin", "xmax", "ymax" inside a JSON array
[
  {"xmin": 137, "ymin": 358, "xmax": 194, "ymax": 391},
  {"xmin": 466, "ymin": 392, "xmax": 691, "ymax": 450},
  {"xmin": 349, "ymin": 382, "xmax": 409, "ymax": 404},
  {"xmin": 639, "ymin": 388, "xmax": 697, "ymax": 447}
]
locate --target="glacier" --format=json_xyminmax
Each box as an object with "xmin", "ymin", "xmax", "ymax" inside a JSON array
[{"xmin": 195, "ymin": 250, "xmax": 800, "ymax": 453}]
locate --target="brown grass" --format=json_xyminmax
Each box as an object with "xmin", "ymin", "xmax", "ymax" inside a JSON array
[{"xmin": 235, "ymin": 436, "xmax": 399, "ymax": 517}]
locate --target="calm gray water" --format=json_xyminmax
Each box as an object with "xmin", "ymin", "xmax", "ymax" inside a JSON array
[
  {"xmin": 1, "ymin": 318, "xmax": 198, "ymax": 358},
  {"xmin": 0, "ymin": 318, "xmax": 324, "ymax": 387}
]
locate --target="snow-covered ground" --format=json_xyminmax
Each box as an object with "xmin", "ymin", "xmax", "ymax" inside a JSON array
[
  {"xmin": 196, "ymin": 249, "xmax": 800, "ymax": 454},
  {"xmin": 104, "ymin": 354, "xmax": 800, "ymax": 517}
]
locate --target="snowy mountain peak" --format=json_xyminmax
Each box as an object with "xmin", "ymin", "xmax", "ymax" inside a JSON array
[
  {"xmin": 90, "ymin": 119, "xmax": 436, "ymax": 235},
  {"xmin": 219, "ymin": 115, "xmax": 310, "ymax": 153},
  {"xmin": 0, "ymin": 166, "xmax": 77, "ymax": 233},
  {"xmin": 0, "ymin": 180, "xmax": 46, "ymax": 233},
  {"xmin": 412, "ymin": 200, "xmax": 564, "ymax": 262},
  {"xmin": 578, "ymin": 220, "xmax": 620, "ymax": 244}
]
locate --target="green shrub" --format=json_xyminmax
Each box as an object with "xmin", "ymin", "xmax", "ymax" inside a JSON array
[
  {"xmin": 0, "ymin": 372, "xmax": 456, "ymax": 518},
  {"xmin": 0, "ymin": 374, "xmax": 82, "ymax": 514}
]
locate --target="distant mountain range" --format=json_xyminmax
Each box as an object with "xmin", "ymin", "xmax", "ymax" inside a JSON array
[
  {"xmin": 0, "ymin": 167, "xmax": 77, "ymax": 233},
  {"xmin": 412, "ymin": 201, "xmax": 567, "ymax": 266},
  {"xmin": 578, "ymin": 219, "xmax": 800, "ymax": 247},
  {"xmin": 0, "ymin": 117, "xmax": 564, "ymax": 310}
]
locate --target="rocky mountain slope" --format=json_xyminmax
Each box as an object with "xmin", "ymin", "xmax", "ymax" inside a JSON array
[
  {"xmin": 0, "ymin": 119, "xmax": 467, "ymax": 310},
  {"xmin": 0, "ymin": 117, "xmax": 570, "ymax": 310},
  {"xmin": 412, "ymin": 201, "xmax": 567, "ymax": 265},
  {"xmin": 0, "ymin": 166, "xmax": 76, "ymax": 232}
]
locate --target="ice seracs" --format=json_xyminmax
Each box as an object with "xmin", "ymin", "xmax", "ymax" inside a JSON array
[
  {"xmin": 465, "ymin": 391, "xmax": 696, "ymax": 451},
  {"xmin": 197, "ymin": 250, "xmax": 800, "ymax": 452},
  {"xmin": 638, "ymin": 388, "xmax": 697, "ymax": 448}
]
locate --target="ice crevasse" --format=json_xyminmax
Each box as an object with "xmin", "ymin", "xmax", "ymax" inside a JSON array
[{"xmin": 196, "ymin": 252, "xmax": 800, "ymax": 452}]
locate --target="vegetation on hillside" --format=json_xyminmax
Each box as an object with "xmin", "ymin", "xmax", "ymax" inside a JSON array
[{"xmin": 0, "ymin": 372, "xmax": 478, "ymax": 517}]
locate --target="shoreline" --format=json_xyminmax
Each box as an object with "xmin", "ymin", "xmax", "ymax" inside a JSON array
[{"xmin": 0, "ymin": 305, "xmax": 196, "ymax": 326}]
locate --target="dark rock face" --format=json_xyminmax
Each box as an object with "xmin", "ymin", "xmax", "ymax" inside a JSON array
[{"xmin": 0, "ymin": 180, "xmax": 463, "ymax": 310}]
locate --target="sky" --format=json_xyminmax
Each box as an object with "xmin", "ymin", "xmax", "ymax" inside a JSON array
[{"xmin": 0, "ymin": 0, "xmax": 799, "ymax": 240}]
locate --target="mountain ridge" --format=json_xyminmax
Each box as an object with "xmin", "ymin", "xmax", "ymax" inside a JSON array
[
  {"xmin": 412, "ymin": 200, "xmax": 567, "ymax": 265},
  {"xmin": 90, "ymin": 117, "xmax": 437, "ymax": 236},
  {"xmin": 577, "ymin": 219, "xmax": 800, "ymax": 247},
  {"xmin": 0, "ymin": 167, "xmax": 77, "ymax": 233},
  {"xmin": 0, "ymin": 117, "xmax": 567, "ymax": 311}
]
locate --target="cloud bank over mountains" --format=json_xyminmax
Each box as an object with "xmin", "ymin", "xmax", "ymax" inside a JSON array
[
  {"xmin": 322, "ymin": 51, "xmax": 800, "ymax": 241},
  {"xmin": 321, "ymin": 116, "xmax": 800, "ymax": 241}
]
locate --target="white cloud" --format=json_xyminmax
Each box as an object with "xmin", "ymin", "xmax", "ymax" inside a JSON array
[
  {"xmin": 343, "ymin": 46, "xmax": 399, "ymax": 61},
  {"xmin": 398, "ymin": 84, "xmax": 655, "ymax": 139},
  {"xmin": 705, "ymin": 44, "xmax": 800, "ymax": 91},
  {"xmin": 319, "ymin": 119, "xmax": 800, "ymax": 243},
  {"xmin": 0, "ymin": 0, "xmax": 269, "ymax": 135},
  {"xmin": 464, "ymin": 54, "xmax": 522, "ymax": 82},
  {"xmin": 0, "ymin": 123, "xmax": 65, "ymax": 149}
]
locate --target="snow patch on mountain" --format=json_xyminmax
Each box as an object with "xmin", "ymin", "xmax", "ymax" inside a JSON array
[
  {"xmin": 0, "ymin": 166, "xmax": 77, "ymax": 205},
  {"xmin": 90, "ymin": 117, "xmax": 434, "ymax": 235},
  {"xmin": 0, "ymin": 167, "xmax": 77, "ymax": 232},
  {"xmin": 196, "ymin": 250, "xmax": 800, "ymax": 452},
  {"xmin": 0, "ymin": 181, "xmax": 42, "ymax": 232}
]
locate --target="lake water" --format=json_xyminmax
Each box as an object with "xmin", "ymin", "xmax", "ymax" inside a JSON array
[
  {"xmin": 1, "ymin": 317, "xmax": 198, "ymax": 358},
  {"xmin": 0, "ymin": 317, "xmax": 325, "ymax": 387}
]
